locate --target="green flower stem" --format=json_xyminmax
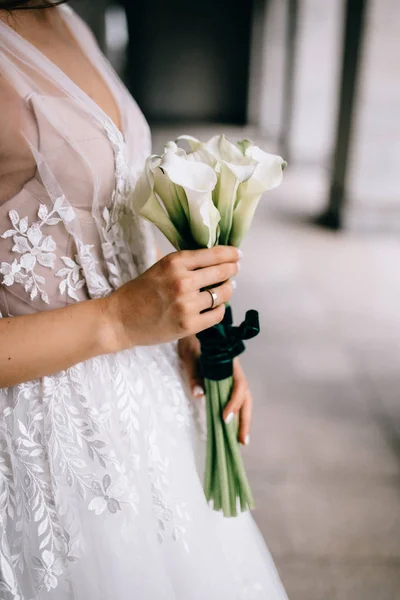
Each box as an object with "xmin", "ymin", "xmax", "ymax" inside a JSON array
[
  {"xmin": 205, "ymin": 378, "xmax": 220, "ymax": 510},
  {"xmin": 222, "ymin": 405, "xmax": 254, "ymax": 508},
  {"xmin": 210, "ymin": 379, "xmax": 230, "ymax": 516},
  {"xmin": 218, "ymin": 378, "xmax": 254, "ymax": 508},
  {"xmin": 212, "ymin": 417, "xmax": 221, "ymax": 512},
  {"xmin": 203, "ymin": 381, "xmax": 214, "ymax": 500},
  {"xmin": 225, "ymin": 435, "xmax": 238, "ymax": 517},
  {"xmin": 240, "ymin": 485, "xmax": 247, "ymax": 513},
  {"xmin": 218, "ymin": 377, "xmax": 237, "ymax": 516},
  {"xmin": 203, "ymin": 374, "xmax": 255, "ymax": 516}
]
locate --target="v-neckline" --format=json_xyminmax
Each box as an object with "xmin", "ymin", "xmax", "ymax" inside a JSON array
[
  {"xmin": 0, "ymin": 5, "xmax": 126, "ymax": 140},
  {"xmin": 59, "ymin": 6, "xmax": 125, "ymax": 138}
]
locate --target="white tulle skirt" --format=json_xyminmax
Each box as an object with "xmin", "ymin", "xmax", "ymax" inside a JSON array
[{"xmin": 0, "ymin": 343, "xmax": 288, "ymax": 600}]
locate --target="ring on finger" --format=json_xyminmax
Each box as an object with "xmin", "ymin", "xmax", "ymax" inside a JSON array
[{"xmin": 206, "ymin": 288, "xmax": 218, "ymax": 309}]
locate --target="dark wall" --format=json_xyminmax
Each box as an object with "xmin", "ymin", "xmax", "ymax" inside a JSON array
[
  {"xmin": 72, "ymin": 0, "xmax": 107, "ymax": 49},
  {"xmin": 122, "ymin": 0, "xmax": 254, "ymax": 124}
]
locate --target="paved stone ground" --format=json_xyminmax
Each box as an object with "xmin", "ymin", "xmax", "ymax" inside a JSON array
[
  {"xmin": 152, "ymin": 125, "xmax": 400, "ymax": 599},
  {"xmin": 240, "ymin": 207, "xmax": 400, "ymax": 600}
]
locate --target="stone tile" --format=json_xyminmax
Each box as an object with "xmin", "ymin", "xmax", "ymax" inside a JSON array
[
  {"xmin": 372, "ymin": 378, "xmax": 400, "ymax": 428},
  {"xmin": 332, "ymin": 563, "xmax": 400, "ymax": 600},
  {"xmin": 247, "ymin": 404, "xmax": 400, "ymax": 480},
  {"xmin": 281, "ymin": 480, "xmax": 400, "ymax": 559},
  {"xmin": 355, "ymin": 341, "xmax": 400, "ymax": 379},
  {"xmin": 234, "ymin": 288, "xmax": 332, "ymax": 342},
  {"xmin": 248, "ymin": 480, "xmax": 294, "ymax": 559},
  {"xmin": 241, "ymin": 349, "xmax": 372, "ymax": 420},
  {"xmin": 276, "ymin": 559, "xmax": 337, "ymax": 600},
  {"xmin": 285, "ymin": 341, "xmax": 356, "ymax": 382}
]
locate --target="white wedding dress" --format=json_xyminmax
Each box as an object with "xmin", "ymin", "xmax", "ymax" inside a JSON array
[{"xmin": 0, "ymin": 6, "xmax": 288, "ymax": 600}]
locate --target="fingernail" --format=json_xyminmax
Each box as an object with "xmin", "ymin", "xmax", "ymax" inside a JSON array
[
  {"xmin": 231, "ymin": 279, "xmax": 237, "ymax": 290},
  {"xmin": 237, "ymin": 262, "xmax": 241, "ymax": 272},
  {"xmin": 224, "ymin": 412, "xmax": 234, "ymax": 424},
  {"xmin": 238, "ymin": 249, "xmax": 243, "ymax": 259},
  {"xmin": 244, "ymin": 435, "xmax": 250, "ymax": 446},
  {"xmin": 193, "ymin": 385, "xmax": 205, "ymax": 398}
]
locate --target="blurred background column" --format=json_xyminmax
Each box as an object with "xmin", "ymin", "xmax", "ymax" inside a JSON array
[
  {"xmin": 317, "ymin": 0, "xmax": 369, "ymax": 230},
  {"xmin": 346, "ymin": 0, "xmax": 400, "ymax": 232},
  {"xmin": 71, "ymin": 0, "xmax": 107, "ymax": 50},
  {"xmin": 121, "ymin": 0, "xmax": 254, "ymax": 124},
  {"xmin": 247, "ymin": 0, "xmax": 287, "ymax": 147}
]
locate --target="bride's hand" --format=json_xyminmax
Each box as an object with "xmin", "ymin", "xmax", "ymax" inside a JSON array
[
  {"xmin": 179, "ymin": 335, "xmax": 252, "ymax": 446},
  {"xmin": 101, "ymin": 246, "xmax": 239, "ymax": 352},
  {"xmin": 223, "ymin": 359, "xmax": 253, "ymax": 446}
]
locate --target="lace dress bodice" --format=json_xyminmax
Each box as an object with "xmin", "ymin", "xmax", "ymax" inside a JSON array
[{"xmin": 0, "ymin": 6, "xmax": 155, "ymax": 318}]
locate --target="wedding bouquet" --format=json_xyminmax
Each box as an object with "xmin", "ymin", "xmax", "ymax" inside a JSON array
[{"xmin": 133, "ymin": 134, "xmax": 286, "ymax": 517}]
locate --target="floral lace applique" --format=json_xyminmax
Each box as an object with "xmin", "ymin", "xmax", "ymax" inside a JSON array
[
  {"xmin": 0, "ymin": 364, "xmax": 141, "ymax": 597},
  {"xmin": 102, "ymin": 205, "xmax": 133, "ymax": 288},
  {"xmin": 102, "ymin": 119, "xmax": 129, "ymax": 194},
  {"xmin": 0, "ymin": 198, "xmax": 75, "ymax": 304},
  {"xmin": 147, "ymin": 433, "xmax": 191, "ymax": 553},
  {"xmin": 75, "ymin": 240, "xmax": 112, "ymax": 300},
  {"xmin": 56, "ymin": 256, "xmax": 86, "ymax": 302},
  {"xmin": 89, "ymin": 473, "xmax": 138, "ymax": 516},
  {"xmin": 0, "ymin": 522, "xmax": 20, "ymax": 600},
  {"xmin": 100, "ymin": 118, "xmax": 147, "ymax": 288},
  {"xmin": 0, "ymin": 199, "xmax": 113, "ymax": 304}
]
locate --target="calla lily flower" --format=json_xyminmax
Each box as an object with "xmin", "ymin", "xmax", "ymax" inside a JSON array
[
  {"xmin": 176, "ymin": 134, "xmax": 286, "ymax": 246},
  {"xmin": 132, "ymin": 155, "xmax": 187, "ymax": 250},
  {"xmin": 229, "ymin": 145, "xmax": 286, "ymax": 246},
  {"xmin": 160, "ymin": 149, "xmax": 220, "ymax": 248},
  {"xmin": 132, "ymin": 133, "xmax": 285, "ymax": 251},
  {"xmin": 133, "ymin": 145, "xmax": 219, "ymax": 249}
]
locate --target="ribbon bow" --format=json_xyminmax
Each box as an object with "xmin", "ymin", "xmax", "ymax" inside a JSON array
[{"xmin": 196, "ymin": 306, "xmax": 260, "ymax": 381}]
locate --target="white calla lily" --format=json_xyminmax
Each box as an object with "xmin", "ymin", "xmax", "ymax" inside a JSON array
[
  {"xmin": 160, "ymin": 149, "xmax": 219, "ymax": 248},
  {"xmin": 190, "ymin": 135, "xmax": 286, "ymax": 246},
  {"xmin": 229, "ymin": 149, "xmax": 286, "ymax": 247},
  {"xmin": 176, "ymin": 135, "xmax": 218, "ymax": 169},
  {"xmin": 205, "ymin": 135, "xmax": 245, "ymax": 163},
  {"xmin": 133, "ymin": 144, "xmax": 220, "ymax": 250},
  {"xmin": 176, "ymin": 135, "xmax": 256, "ymax": 244},
  {"xmin": 184, "ymin": 136, "xmax": 248, "ymax": 244},
  {"xmin": 132, "ymin": 133, "xmax": 285, "ymax": 251},
  {"xmin": 132, "ymin": 156, "xmax": 186, "ymax": 249}
]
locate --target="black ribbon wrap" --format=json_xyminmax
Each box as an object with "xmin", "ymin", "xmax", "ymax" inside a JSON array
[{"xmin": 196, "ymin": 306, "xmax": 260, "ymax": 381}]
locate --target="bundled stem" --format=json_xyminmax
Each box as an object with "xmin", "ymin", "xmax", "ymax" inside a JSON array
[
  {"xmin": 203, "ymin": 376, "xmax": 254, "ymax": 517},
  {"xmin": 197, "ymin": 305, "xmax": 259, "ymax": 518}
]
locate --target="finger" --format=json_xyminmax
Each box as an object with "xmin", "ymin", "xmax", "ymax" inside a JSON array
[
  {"xmin": 191, "ymin": 262, "xmax": 239, "ymax": 291},
  {"xmin": 238, "ymin": 392, "xmax": 252, "ymax": 445},
  {"xmin": 187, "ymin": 367, "xmax": 204, "ymax": 398},
  {"xmin": 222, "ymin": 379, "xmax": 246, "ymax": 423},
  {"xmin": 181, "ymin": 246, "xmax": 241, "ymax": 270},
  {"xmin": 192, "ymin": 380, "xmax": 205, "ymax": 398},
  {"xmin": 181, "ymin": 352, "xmax": 204, "ymax": 398},
  {"xmin": 194, "ymin": 303, "xmax": 226, "ymax": 333},
  {"xmin": 197, "ymin": 279, "xmax": 236, "ymax": 312}
]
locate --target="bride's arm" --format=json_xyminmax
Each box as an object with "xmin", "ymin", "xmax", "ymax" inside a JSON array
[
  {"xmin": 0, "ymin": 298, "xmax": 111, "ymax": 387},
  {"xmin": 0, "ymin": 246, "xmax": 239, "ymax": 388}
]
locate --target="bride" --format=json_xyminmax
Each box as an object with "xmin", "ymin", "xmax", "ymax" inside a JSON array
[{"xmin": 0, "ymin": 1, "xmax": 288, "ymax": 598}]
